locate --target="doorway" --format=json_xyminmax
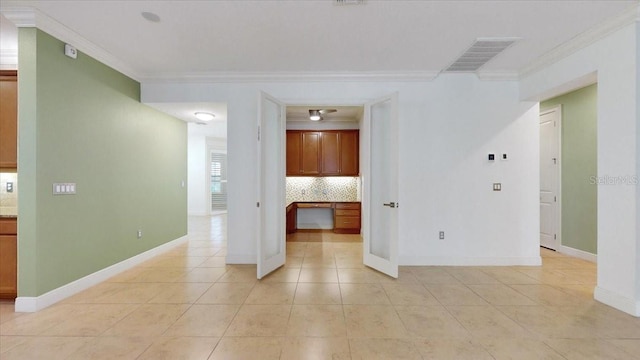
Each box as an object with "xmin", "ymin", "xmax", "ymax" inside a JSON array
[
  {"xmin": 257, "ymin": 93, "xmax": 400, "ymax": 279},
  {"xmin": 539, "ymin": 84, "xmax": 598, "ymax": 262}
]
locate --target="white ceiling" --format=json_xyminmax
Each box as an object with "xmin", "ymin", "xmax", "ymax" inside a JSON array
[{"xmin": 1, "ymin": 0, "xmax": 638, "ymax": 80}]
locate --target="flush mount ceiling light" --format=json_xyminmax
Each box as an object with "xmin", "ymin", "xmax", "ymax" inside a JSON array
[
  {"xmin": 141, "ymin": 11, "xmax": 161, "ymax": 23},
  {"xmin": 194, "ymin": 112, "xmax": 215, "ymax": 121},
  {"xmin": 309, "ymin": 109, "xmax": 337, "ymax": 121}
]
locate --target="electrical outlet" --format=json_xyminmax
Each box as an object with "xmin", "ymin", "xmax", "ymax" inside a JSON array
[
  {"xmin": 137, "ymin": 230, "xmax": 143, "ymax": 239},
  {"xmin": 439, "ymin": 231, "xmax": 445, "ymax": 240},
  {"xmin": 493, "ymin": 183, "xmax": 502, "ymax": 191},
  {"xmin": 6, "ymin": 182, "xmax": 13, "ymax": 193}
]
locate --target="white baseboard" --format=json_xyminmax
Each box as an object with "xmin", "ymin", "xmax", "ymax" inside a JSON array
[
  {"xmin": 594, "ymin": 286, "xmax": 640, "ymax": 317},
  {"xmin": 398, "ymin": 256, "xmax": 542, "ymax": 266},
  {"xmin": 558, "ymin": 245, "xmax": 597, "ymax": 263},
  {"xmin": 15, "ymin": 235, "xmax": 189, "ymax": 313},
  {"xmin": 225, "ymin": 254, "xmax": 256, "ymax": 264}
]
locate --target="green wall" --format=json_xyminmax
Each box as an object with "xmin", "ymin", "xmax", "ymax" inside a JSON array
[
  {"xmin": 17, "ymin": 29, "xmax": 187, "ymax": 297},
  {"xmin": 541, "ymin": 84, "xmax": 598, "ymax": 254}
]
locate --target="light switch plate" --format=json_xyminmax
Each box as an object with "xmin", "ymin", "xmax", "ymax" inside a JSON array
[{"xmin": 53, "ymin": 183, "xmax": 77, "ymax": 195}]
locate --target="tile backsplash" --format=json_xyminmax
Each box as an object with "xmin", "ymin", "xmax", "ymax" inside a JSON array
[
  {"xmin": 286, "ymin": 177, "xmax": 360, "ymax": 204},
  {"xmin": 0, "ymin": 172, "xmax": 18, "ymax": 216}
]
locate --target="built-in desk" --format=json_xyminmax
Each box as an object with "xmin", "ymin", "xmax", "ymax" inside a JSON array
[{"xmin": 286, "ymin": 201, "xmax": 361, "ymax": 234}]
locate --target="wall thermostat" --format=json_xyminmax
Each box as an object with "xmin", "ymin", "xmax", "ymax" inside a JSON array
[{"xmin": 64, "ymin": 43, "xmax": 78, "ymax": 59}]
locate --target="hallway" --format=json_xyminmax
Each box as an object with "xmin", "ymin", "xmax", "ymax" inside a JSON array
[{"xmin": 1, "ymin": 214, "xmax": 639, "ymax": 359}]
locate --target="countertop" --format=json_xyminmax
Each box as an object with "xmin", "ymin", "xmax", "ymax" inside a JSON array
[
  {"xmin": 287, "ymin": 201, "xmax": 360, "ymax": 208},
  {"xmin": 0, "ymin": 215, "xmax": 17, "ymax": 219}
]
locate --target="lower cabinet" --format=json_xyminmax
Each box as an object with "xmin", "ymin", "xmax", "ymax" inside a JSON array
[
  {"xmin": 334, "ymin": 202, "xmax": 361, "ymax": 234},
  {"xmin": 286, "ymin": 202, "xmax": 361, "ymax": 235},
  {"xmin": 286, "ymin": 204, "xmax": 296, "ymax": 234},
  {"xmin": 0, "ymin": 218, "xmax": 17, "ymax": 299}
]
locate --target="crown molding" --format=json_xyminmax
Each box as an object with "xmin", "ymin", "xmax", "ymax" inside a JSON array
[
  {"xmin": 139, "ymin": 70, "xmax": 440, "ymax": 84},
  {"xmin": 520, "ymin": 3, "xmax": 640, "ymax": 78},
  {"xmin": 1, "ymin": 6, "xmax": 142, "ymax": 81},
  {"xmin": 476, "ymin": 71, "xmax": 520, "ymax": 81}
]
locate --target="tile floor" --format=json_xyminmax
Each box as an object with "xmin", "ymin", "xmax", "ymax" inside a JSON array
[{"xmin": 1, "ymin": 214, "xmax": 640, "ymax": 359}]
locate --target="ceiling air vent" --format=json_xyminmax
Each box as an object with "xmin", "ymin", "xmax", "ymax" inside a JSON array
[{"xmin": 444, "ymin": 38, "xmax": 518, "ymax": 73}]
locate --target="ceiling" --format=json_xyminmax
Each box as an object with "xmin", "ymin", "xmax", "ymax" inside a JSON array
[
  {"xmin": 287, "ymin": 106, "xmax": 362, "ymax": 123},
  {"xmin": 1, "ymin": 0, "xmax": 638, "ymax": 80},
  {"xmin": 145, "ymin": 102, "xmax": 227, "ymax": 124}
]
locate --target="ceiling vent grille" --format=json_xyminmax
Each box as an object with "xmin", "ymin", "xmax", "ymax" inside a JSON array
[
  {"xmin": 444, "ymin": 38, "xmax": 518, "ymax": 73},
  {"xmin": 335, "ymin": 0, "xmax": 365, "ymax": 5}
]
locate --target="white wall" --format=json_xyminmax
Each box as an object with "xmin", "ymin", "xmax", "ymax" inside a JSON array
[
  {"xmin": 144, "ymin": 76, "xmax": 540, "ymax": 266},
  {"xmin": 520, "ymin": 22, "xmax": 639, "ymax": 316},
  {"xmin": 187, "ymin": 121, "xmax": 227, "ymax": 216},
  {"xmin": 400, "ymin": 76, "xmax": 540, "ymax": 265}
]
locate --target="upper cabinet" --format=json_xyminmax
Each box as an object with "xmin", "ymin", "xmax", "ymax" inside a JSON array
[
  {"xmin": 0, "ymin": 71, "xmax": 17, "ymax": 170},
  {"xmin": 301, "ymin": 132, "xmax": 321, "ymax": 175},
  {"xmin": 287, "ymin": 130, "xmax": 359, "ymax": 176}
]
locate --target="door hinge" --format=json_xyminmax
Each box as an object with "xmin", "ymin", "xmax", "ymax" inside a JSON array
[
  {"xmin": 554, "ymin": 234, "xmax": 557, "ymax": 240},
  {"xmin": 554, "ymin": 196, "xmax": 557, "ymax": 202},
  {"xmin": 257, "ymin": 202, "xmax": 260, "ymax": 208},
  {"xmin": 257, "ymin": 126, "xmax": 261, "ymax": 141}
]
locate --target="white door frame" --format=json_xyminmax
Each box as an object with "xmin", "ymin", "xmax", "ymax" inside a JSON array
[
  {"xmin": 276, "ymin": 94, "xmax": 400, "ymax": 276},
  {"xmin": 540, "ymin": 105, "xmax": 562, "ymax": 250}
]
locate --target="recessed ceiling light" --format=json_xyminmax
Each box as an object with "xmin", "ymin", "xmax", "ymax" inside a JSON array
[
  {"xmin": 195, "ymin": 112, "xmax": 215, "ymax": 121},
  {"xmin": 141, "ymin": 12, "xmax": 161, "ymax": 23}
]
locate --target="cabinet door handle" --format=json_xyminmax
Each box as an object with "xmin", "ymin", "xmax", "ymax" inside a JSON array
[{"xmin": 383, "ymin": 202, "xmax": 396, "ymax": 208}]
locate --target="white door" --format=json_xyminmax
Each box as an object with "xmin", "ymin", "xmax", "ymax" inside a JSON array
[
  {"xmin": 540, "ymin": 106, "xmax": 561, "ymax": 250},
  {"xmin": 257, "ymin": 92, "xmax": 286, "ymax": 278},
  {"xmin": 362, "ymin": 94, "xmax": 399, "ymax": 278}
]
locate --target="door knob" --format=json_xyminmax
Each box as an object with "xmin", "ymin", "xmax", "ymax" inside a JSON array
[{"xmin": 383, "ymin": 202, "xmax": 396, "ymax": 208}]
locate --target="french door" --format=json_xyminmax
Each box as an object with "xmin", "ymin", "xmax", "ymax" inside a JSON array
[
  {"xmin": 362, "ymin": 94, "xmax": 399, "ymax": 278},
  {"xmin": 257, "ymin": 92, "xmax": 286, "ymax": 278}
]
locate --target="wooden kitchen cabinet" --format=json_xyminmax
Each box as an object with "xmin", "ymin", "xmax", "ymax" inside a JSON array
[
  {"xmin": 340, "ymin": 131, "xmax": 359, "ymax": 176},
  {"xmin": 286, "ymin": 203, "xmax": 297, "ymax": 234},
  {"xmin": 286, "ymin": 130, "xmax": 359, "ymax": 176},
  {"xmin": 0, "ymin": 217, "xmax": 17, "ymax": 299},
  {"xmin": 320, "ymin": 132, "xmax": 340, "ymax": 175},
  {"xmin": 0, "ymin": 70, "xmax": 18, "ymax": 170},
  {"xmin": 301, "ymin": 132, "xmax": 321, "ymax": 175},
  {"xmin": 286, "ymin": 132, "xmax": 302, "ymax": 175},
  {"xmin": 334, "ymin": 202, "xmax": 361, "ymax": 234}
]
